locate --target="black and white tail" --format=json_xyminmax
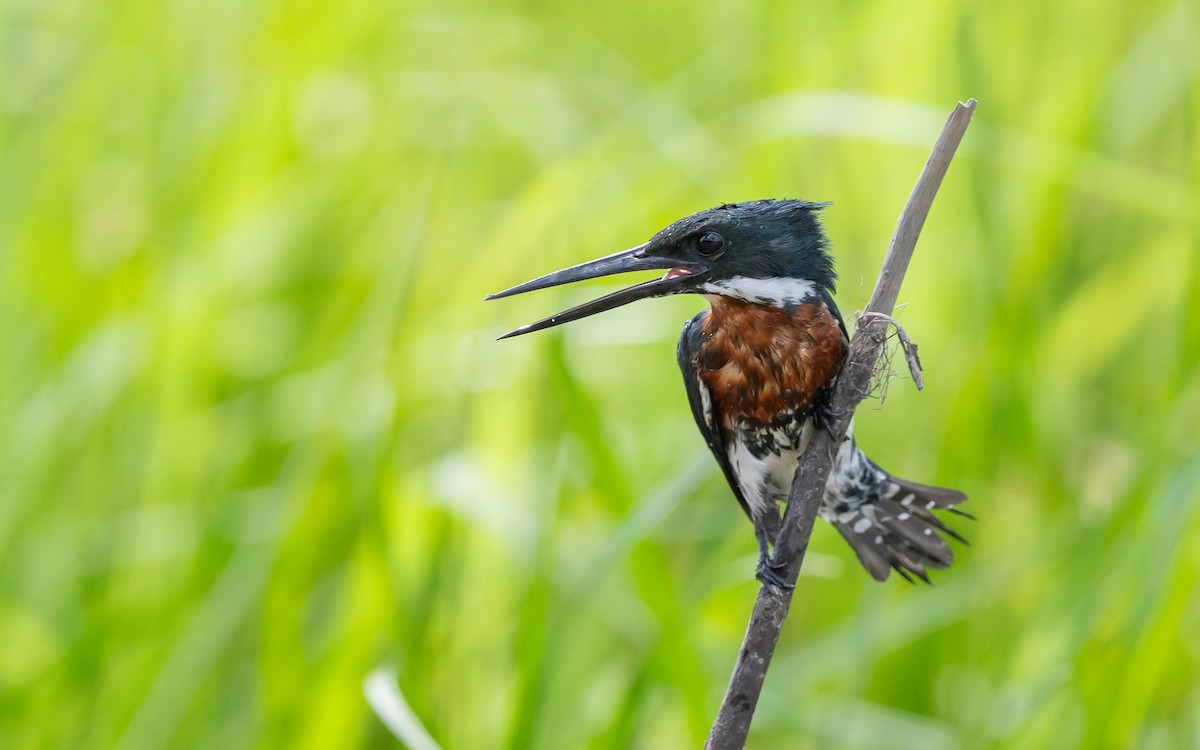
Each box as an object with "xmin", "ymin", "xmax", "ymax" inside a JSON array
[{"xmin": 822, "ymin": 438, "xmax": 969, "ymax": 582}]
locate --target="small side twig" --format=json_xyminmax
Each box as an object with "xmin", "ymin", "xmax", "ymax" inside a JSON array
[
  {"xmin": 704, "ymin": 98, "xmax": 976, "ymax": 750},
  {"xmin": 859, "ymin": 312, "xmax": 925, "ymax": 392}
]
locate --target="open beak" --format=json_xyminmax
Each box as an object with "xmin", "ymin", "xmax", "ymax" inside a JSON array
[{"xmin": 486, "ymin": 243, "xmax": 705, "ymax": 339}]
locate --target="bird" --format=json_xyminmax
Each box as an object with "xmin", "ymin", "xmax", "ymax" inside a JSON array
[{"xmin": 487, "ymin": 199, "xmax": 967, "ymax": 587}]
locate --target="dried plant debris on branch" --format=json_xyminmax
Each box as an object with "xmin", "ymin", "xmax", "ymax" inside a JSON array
[{"xmin": 856, "ymin": 311, "xmax": 925, "ymax": 405}]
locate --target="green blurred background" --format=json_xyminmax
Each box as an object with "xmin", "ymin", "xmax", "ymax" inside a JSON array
[{"xmin": 2, "ymin": 0, "xmax": 1198, "ymax": 747}]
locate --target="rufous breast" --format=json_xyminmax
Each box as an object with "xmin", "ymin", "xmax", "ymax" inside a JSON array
[{"xmin": 698, "ymin": 298, "xmax": 846, "ymax": 427}]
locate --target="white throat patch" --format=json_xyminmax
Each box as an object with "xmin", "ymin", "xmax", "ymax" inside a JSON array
[{"xmin": 700, "ymin": 277, "xmax": 819, "ymax": 306}]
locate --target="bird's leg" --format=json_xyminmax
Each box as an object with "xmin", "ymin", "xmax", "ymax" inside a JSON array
[{"xmin": 753, "ymin": 515, "xmax": 793, "ymax": 590}]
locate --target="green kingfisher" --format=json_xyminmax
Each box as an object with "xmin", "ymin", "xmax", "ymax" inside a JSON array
[{"xmin": 488, "ymin": 199, "xmax": 967, "ymax": 587}]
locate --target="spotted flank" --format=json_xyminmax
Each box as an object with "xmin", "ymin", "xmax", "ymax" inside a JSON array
[{"xmin": 821, "ymin": 435, "xmax": 968, "ymax": 582}]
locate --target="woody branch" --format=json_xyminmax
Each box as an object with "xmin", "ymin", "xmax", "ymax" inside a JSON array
[{"xmin": 704, "ymin": 98, "xmax": 977, "ymax": 750}]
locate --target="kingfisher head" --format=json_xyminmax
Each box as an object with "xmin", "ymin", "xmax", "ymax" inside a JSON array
[{"xmin": 488, "ymin": 199, "xmax": 836, "ymax": 338}]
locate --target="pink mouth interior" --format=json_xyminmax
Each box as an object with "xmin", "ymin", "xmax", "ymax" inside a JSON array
[{"xmin": 662, "ymin": 267, "xmax": 698, "ymax": 280}]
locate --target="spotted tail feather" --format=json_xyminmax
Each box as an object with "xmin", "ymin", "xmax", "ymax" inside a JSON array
[{"xmin": 827, "ymin": 466, "xmax": 969, "ymax": 582}]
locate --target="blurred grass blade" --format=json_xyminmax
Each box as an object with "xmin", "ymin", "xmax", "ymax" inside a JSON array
[{"xmin": 364, "ymin": 667, "xmax": 442, "ymax": 750}]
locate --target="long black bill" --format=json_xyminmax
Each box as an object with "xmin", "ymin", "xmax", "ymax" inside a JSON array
[{"xmin": 486, "ymin": 244, "xmax": 704, "ymax": 339}]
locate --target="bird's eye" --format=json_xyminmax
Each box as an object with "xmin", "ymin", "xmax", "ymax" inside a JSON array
[{"xmin": 697, "ymin": 231, "xmax": 725, "ymax": 256}]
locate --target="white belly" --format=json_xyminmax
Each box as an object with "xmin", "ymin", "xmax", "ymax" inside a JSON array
[{"xmin": 726, "ymin": 418, "xmax": 815, "ymax": 518}]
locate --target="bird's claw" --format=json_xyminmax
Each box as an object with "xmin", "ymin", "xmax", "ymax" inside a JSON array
[
  {"xmin": 814, "ymin": 399, "xmax": 843, "ymax": 439},
  {"xmin": 756, "ymin": 556, "xmax": 794, "ymax": 590}
]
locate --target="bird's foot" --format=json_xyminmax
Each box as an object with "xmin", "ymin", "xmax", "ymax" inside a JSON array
[
  {"xmin": 755, "ymin": 555, "xmax": 794, "ymax": 590},
  {"xmin": 815, "ymin": 399, "xmax": 850, "ymax": 441}
]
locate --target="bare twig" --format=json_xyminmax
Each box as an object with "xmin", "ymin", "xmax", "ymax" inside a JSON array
[
  {"xmin": 859, "ymin": 312, "xmax": 925, "ymax": 392},
  {"xmin": 894, "ymin": 321, "xmax": 925, "ymax": 391},
  {"xmin": 704, "ymin": 98, "xmax": 976, "ymax": 750}
]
